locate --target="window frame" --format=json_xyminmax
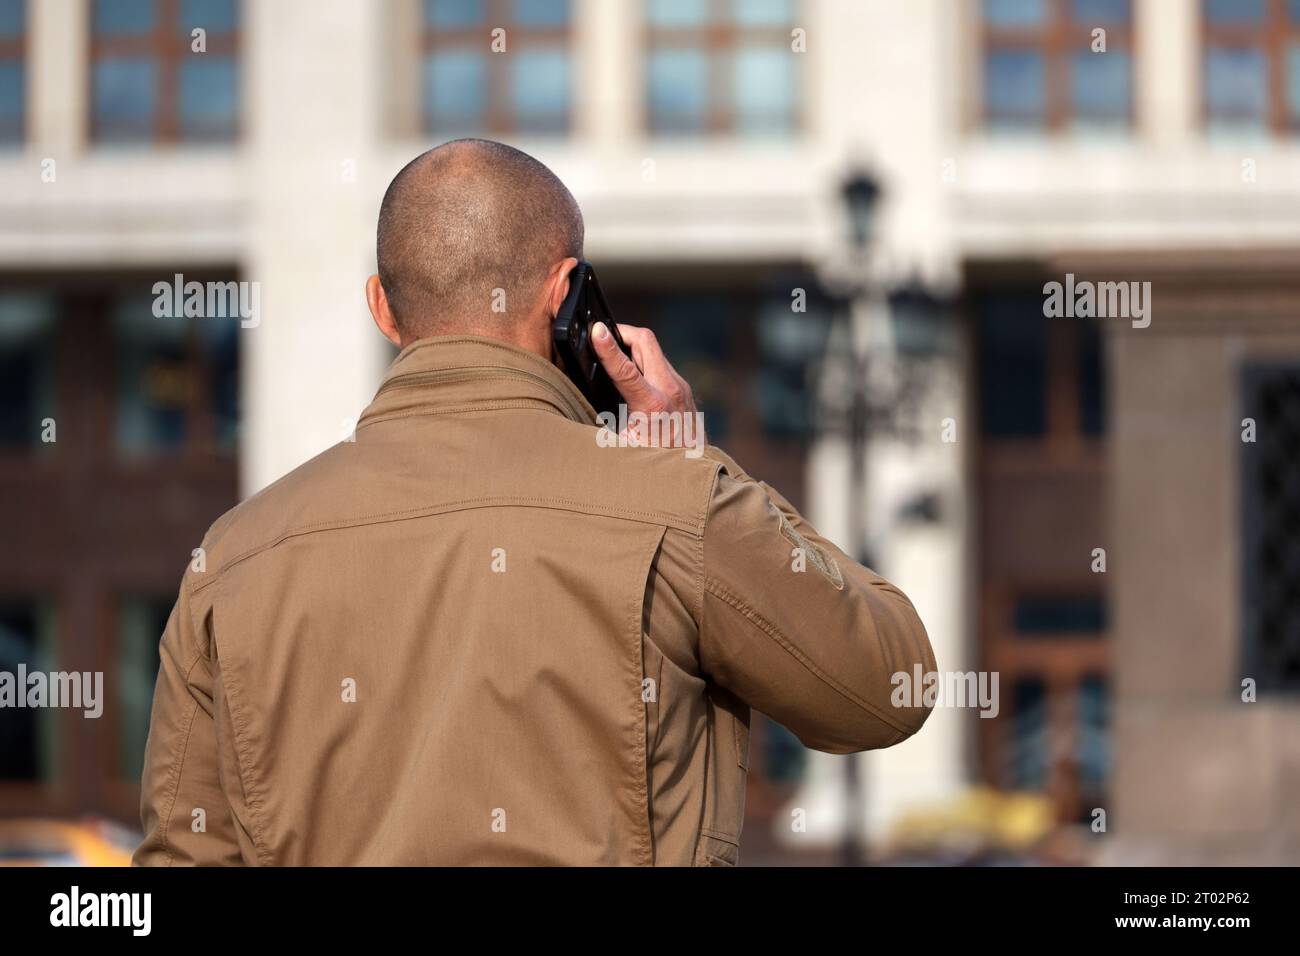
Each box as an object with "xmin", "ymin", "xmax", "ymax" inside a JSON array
[
  {"xmin": 973, "ymin": 287, "xmax": 1108, "ymax": 450},
  {"xmin": 643, "ymin": 0, "xmax": 802, "ymax": 136},
  {"xmin": 420, "ymin": 0, "xmax": 573, "ymax": 136},
  {"xmin": 87, "ymin": 0, "xmax": 240, "ymax": 144},
  {"xmin": 980, "ymin": 0, "xmax": 1135, "ymax": 134},
  {"xmin": 111, "ymin": 291, "xmax": 239, "ymax": 460},
  {"xmin": 1200, "ymin": 0, "xmax": 1300, "ymax": 134},
  {"xmin": 0, "ymin": 0, "xmax": 25, "ymax": 143}
]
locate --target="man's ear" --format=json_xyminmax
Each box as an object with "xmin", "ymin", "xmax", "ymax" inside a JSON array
[
  {"xmin": 366, "ymin": 274, "xmax": 402, "ymax": 348},
  {"xmin": 545, "ymin": 257, "xmax": 578, "ymax": 319}
]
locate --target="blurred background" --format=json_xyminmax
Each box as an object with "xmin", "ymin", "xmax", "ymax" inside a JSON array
[{"xmin": 1, "ymin": 0, "xmax": 1298, "ymax": 866}]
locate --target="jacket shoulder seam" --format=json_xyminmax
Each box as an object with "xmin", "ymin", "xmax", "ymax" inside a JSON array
[
  {"xmin": 356, "ymin": 398, "xmax": 563, "ymax": 429},
  {"xmin": 194, "ymin": 496, "xmax": 706, "ymax": 594}
]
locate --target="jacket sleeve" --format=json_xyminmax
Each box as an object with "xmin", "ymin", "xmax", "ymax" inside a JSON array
[
  {"xmin": 696, "ymin": 448, "xmax": 937, "ymax": 754},
  {"xmin": 134, "ymin": 575, "xmax": 243, "ymax": 866}
]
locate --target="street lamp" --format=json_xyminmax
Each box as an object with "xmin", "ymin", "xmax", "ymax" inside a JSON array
[
  {"xmin": 834, "ymin": 170, "xmax": 879, "ymax": 868},
  {"xmin": 842, "ymin": 172, "xmax": 882, "ymax": 254},
  {"xmin": 819, "ymin": 173, "xmax": 951, "ymax": 865},
  {"xmin": 830, "ymin": 169, "xmax": 881, "ymax": 569}
]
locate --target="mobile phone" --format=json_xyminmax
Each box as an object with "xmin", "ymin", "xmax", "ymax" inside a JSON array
[{"xmin": 552, "ymin": 261, "xmax": 630, "ymax": 417}]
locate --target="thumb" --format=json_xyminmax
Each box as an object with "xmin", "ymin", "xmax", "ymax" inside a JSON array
[{"xmin": 592, "ymin": 322, "xmax": 655, "ymax": 408}]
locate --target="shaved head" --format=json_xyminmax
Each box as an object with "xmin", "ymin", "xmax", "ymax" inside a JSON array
[{"xmin": 376, "ymin": 139, "xmax": 584, "ymax": 338}]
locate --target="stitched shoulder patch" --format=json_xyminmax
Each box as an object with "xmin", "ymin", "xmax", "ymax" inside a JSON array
[{"xmin": 778, "ymin": 512, "xmax": 844, "ymax": 590}]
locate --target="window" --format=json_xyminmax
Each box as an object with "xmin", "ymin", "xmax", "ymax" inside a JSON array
[
  {"xmin": 651, "ymin": 295, "xmax": 734, "ymax": 439},
  {"xmin": 1076, "ymin": 674, "xmax": 1109, "ymax": 791},
  {"xmin": 977, "ymin": 293, "xmax": 1049, "ymax": 437},
  {"xmin": 116, "ymin": 597, "xmax": 168, "ymax": 781},
  {"xmin": 1004, "ymin": 674, "xmax": 1110, "ymax": 812},
  {"xmin": 982, "ymin": 0, "xmax": 1133, "ymax": 134},
  {"xmin": 422, "ymin": 0, "xmax": 572, "ymax": 135},
  {"xmin": 1078, "ymin": 315, "xmax": 1105, "ymax": 435},
  {"xmin": 1241, "ymin": 364, "xmax": 1300, "ymax": 692},
  {"xmin": 1014, "ymin": 595, "xmax": 1107, "ymax": 635},
  {"xmin": 0, "ymin": 276, "xmax": 240, "ymax": 819},
  {"xmin": 974, "ymin": 277, "xmax": 1111, "ymax": 825},
  {"xmin": 1201, "ymin": 0, "xmax": 1300, "ymax": 135},
  {"xmin": 755, "ymin": 297, "xmax": 831, "ymax": 439},
  {"xmin": 0, "ymin": 293, "xmax": 56, "ymax": 450},
  {"xmin": 1007, "ymin": 677, "xmax": 1048, "ymax": 789},
  {"xmin": 645, "ymin": 0, "xmax": 799, "ymax": 135},
  {"xmin": 995, "ymin": 608, "xmax": 1111, "ymax": 821},
  {"xmin": 0, "ymin": 276, "xmax": 243, "ymax": 818},
  {"xmin": 113, "ymin": 289, "xmax": 240, "ymax": 456},
  {"xmin": 0, "ymin": 0, "xmax": 23, "ymax": 144},
  {"xmin": 0, "ymin": 601, "xmax": 59, "ymax": 783},
  {"xmin": 976, "ymin": 290, "xmax": 1108, "ymax": 440},
  {"xmin": 596, "ymin": 269, "xmax": 831, "ymax": 500},
  {"xmin": 645, "ymin": 285, "xmax": 832, "ymax": 447},
  {"xmin": 90, "ymin": 0, "xmax": 240, "ymax": 143}
]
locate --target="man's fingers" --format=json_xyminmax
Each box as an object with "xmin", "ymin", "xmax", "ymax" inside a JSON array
[{"xmin": 593, "ymin": 322, "xmax": 657, "ymax": 406}]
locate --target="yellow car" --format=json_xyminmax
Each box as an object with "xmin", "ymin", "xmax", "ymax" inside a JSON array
[{"xmin": 0, "ymin": 818, "xmax": 135, "ymax": 867}]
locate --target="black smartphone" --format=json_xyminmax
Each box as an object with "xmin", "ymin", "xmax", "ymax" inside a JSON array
[{"xmin": 552, "ymin": 261, "xmax": 630, "ymax": 417}]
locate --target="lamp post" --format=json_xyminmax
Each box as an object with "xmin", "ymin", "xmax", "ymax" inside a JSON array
[
  {"xmin": 835, "ymin": 171, "xmax": 880, "ymax": 867},
  {"xmin": 818, "ymin": 172, "xmax": 950, "ymax": 865},
  {"xmin": 838, "ymin": 171, "xmax": 880, "ymax": 578}
]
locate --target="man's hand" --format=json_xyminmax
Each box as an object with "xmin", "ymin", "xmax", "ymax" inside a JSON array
[{"xmin": 591, "ymin": 321, "xmax": 707, "ymax": 450}]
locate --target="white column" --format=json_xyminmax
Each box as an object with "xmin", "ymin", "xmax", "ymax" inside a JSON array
[
  {"xmin": 779, "ymin": 0, "xmax": 968, "ymax": 855},
  {"xmin": 27, "ymin": 0, "xmax": 87, "ymax": 155},
  {"xmin": 241, "ymin": 0, "xmax": 390, "ymax": 494},
  {"xmin": 1136, "ymin": 0, "xmax": 1198, "ymax": 146},
  {"xmin": 574, "ymin": 0, "xmax": 639, "ymax": 148}
]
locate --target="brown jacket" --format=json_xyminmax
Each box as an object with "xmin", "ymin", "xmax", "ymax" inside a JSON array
[{"xmin": 135, "ymin": 335, "xmax": 935, "ymax": 866}]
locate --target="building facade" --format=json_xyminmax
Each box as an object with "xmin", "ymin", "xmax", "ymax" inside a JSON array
[{"xmin": 1, "ymin": 0, "xmax": 1297, "ymax": 863}]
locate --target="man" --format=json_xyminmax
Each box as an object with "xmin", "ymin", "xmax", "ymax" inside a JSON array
[{"xmin": 135, "ymin": 139, "xmax": 935, "ymax": 866}]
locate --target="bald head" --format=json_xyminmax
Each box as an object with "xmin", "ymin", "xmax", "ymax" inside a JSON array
[{"xmin": 376, "ymin": 139, "xmax": 584, "ymax": 338}]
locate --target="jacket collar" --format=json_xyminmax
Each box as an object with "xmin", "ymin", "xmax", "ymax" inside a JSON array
[{"xmin": 357, "ymin": 335, "xmax": 597, "ymax": 430}]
